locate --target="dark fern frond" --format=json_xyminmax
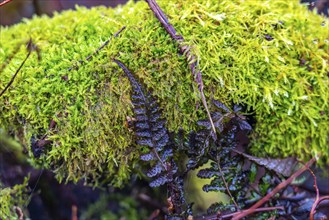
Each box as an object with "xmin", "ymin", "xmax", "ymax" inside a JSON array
[
  {"xmin": 183, "ymin": 129, "xmax": 211, "ymax": 171},
  {"xmin": 202, "ymin": 184, "xmax": 225, "ymax": 192},
  {"xmin": 114, "ymin": 59, "xmax": 189, "ymax": 217},
  {"xmin": 140, "ymin": 153, "xmax": 155, "ymax": 161},
  {"xmin": 178, "ymin": 100, "xmax": 254, "ymax": 211},
  {"xmin": 150, "ymin": 175, "xmax": 169, "ymax": 187},
  {"xmin": 113, "ymin": 59, "xmax": 173, "ymax": 183},
  {"xmin": 197, "ymin": 168, "xmax": 221, "ymax": 179},
  {"xmin": 212, "ymin": 99, "xmax": 230, "ymax": 113},
  {"xmin": 147, "ymin": 162, "xmax": 164, "ymax": 177}
]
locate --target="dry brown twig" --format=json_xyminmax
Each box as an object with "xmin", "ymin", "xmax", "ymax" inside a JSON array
[
  {"xmin": 0, "ymin": 39, "xmax": 38, "ymax": 98},
  {"xmin": 302, "ymin": 161, "xmax": 320, "ymax": 220},
  {"xmin": 232, "ymin": 157, "xmax": 317, "ymax": 220},
  {"xmin": 194, "ymin": 206, "xmax": 284, "ymax": 220},
  {"xmin": 310, "ymin": 196, "xmax": 329, "ymax": 220},
  {"xmin": 296, "ymin": 159, "xmax": 329, "ymax": 220},
  {"xmin": 145, "ymin": 0, "xmax": 217, "ymax": 137},
  {"xmin": 306, "ymin": 160, "xmax": 329, "ymax": 220},
  {"xmin": 0, "ymin": 0, "xmax": 13, "ymax": 7}
]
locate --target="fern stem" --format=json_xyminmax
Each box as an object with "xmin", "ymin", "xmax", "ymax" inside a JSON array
[{"xmin": 216, "ymin": 155, "xmax": 240, "ymax": 211}]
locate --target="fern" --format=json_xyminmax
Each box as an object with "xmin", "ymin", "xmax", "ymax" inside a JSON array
[
  {"xmin": 184, "ymin": 100, "xmax": 254, "ymax": 212},
  {"xmin": 113, "ymin": 60, "xmax": 306, "ymax": 218},
  {"xmin": 113, "ymin": 59, "xmax": 188, "ymax": 217},
  {"xmin": 184, "ymin": 100, "xmax": 304, "ymax": 217},
  {"xmin": 113, "ymin": 59, "xmax": 173, "ymax": 186}
]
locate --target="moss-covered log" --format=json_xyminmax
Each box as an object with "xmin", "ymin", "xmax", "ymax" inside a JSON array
[{"xmin": 0, "ymin": 0, "xmax": 328, "ymax": 186}]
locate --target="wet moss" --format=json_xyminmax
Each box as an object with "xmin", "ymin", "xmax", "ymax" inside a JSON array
[{"xmin": 0, "ymin": 0, "xmax": 328, "ymax": 186}]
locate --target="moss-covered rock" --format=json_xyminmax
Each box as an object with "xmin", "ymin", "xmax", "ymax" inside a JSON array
[{"xmin": 0, "ymin": 0, "xmax": 328, "ymax": 186}]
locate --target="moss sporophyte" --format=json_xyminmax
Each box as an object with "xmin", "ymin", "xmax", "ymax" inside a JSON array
[{"xmin": 0, "ymin": 0, "xmax": 328, "ymax": 186}]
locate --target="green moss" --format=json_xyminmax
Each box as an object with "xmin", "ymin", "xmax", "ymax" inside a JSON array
[
  {"xmin": 0, "ymin": 0, "xmax": 328, "ymax": 186},
  {"xmin": 0, "ymin": 177, "xmax": 29, "ymax": 219}
]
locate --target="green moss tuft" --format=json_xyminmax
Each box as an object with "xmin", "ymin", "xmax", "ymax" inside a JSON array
[
  {"xmin": 0, "ymin": 0, "xmax": 328, "ymax": 186},
  {"xmin": 0, "ymin": 177, "xmax": 29, "ymax": 219}
]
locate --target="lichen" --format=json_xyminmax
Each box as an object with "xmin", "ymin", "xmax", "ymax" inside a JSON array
[{"xmin": 0, "ymin": 0, "xmax": 328, "ymax": 186}]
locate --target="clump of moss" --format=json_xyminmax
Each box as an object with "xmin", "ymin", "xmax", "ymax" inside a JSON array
[
  {"xmin": 0, "ymin": 177, "xmax": 29, "ymax": 219},
  {"xmin": 0, "ymin": 0, "xmax": 328, "ymax": 186}
]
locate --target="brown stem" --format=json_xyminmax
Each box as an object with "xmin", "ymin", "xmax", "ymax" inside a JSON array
[
  {"xmin": 194, "ymin": 206, "xmax": 284, "ymax": 220},
  {"xmin": 310, "ymin": 194, "xmax": 329, "ymax": 220},
  {"xmin": 232, "ymin": 157, "xmax": 316, "ymax": 220},
  {"xmin": 222, "ymin": 206, "xmax": 284, "ymax": 219},
  {"xmin": 310, "ymin": 195, "xmax": 329, "ymax": 220},
  {"xmin": 0, "ymin": 39, "xmax": 34, "ymax": 98},
  {"xmin": 0, "ymin": 0, "xmax": 13, "ymax": 7},
  {"xmin": 302, "ymin": 161, "xmax": 319, "ymax": 220},
  {"xmin": 145, "ymin": 0, "xmax": 216, "ymax": 137},
  {"xmin": 217, "ymin": 156, "xmax": 239, "ymax": 211}
]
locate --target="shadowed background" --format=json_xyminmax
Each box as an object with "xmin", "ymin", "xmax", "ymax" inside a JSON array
[
  {"xmin": 0, "ymin": 0, "xmax": 328, "ymax": 26},
  {"xmin": 0, "ymin": 0, "xmax": 129, "ymax": 26}
]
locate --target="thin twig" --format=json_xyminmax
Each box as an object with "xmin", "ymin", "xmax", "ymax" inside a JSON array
[
  {"xmin": 302, "ymin": 162, "xmax": 319, "ymax": 220},
  {"xmin": 232, "ymin": 157, "xmax": 316, "ymax": 220},
  {"xmin": 0, "ymin": 39, "xmax": 35, "ymax": 98},
  {"xmin": 0, "ymin": 0, "xmax": 13, "ymax": 7},
  {"xmin": 68, "ymin": 26, "xmax": 126, "ymax": 71},
  {"xmin": 221, "ymin": 206, "xmax": 284, "ymax": 219},
  {"xmin": 26, "ymin": 169, "xmax": 44, "ymax": 206},
  {"xmin": 310, "ymin": 195, "xmax": 329, "ymax": 220},
  {"xmin": 145, "ymin": 0, "xmax": 217, "ymax": 137},
  {"xmin": 216, "ymin": 156, "xmax": 239, "ymax": 211},
  {"xmin": 194, "ymin": 206, "xmax": 284, "ymax": 220}
]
